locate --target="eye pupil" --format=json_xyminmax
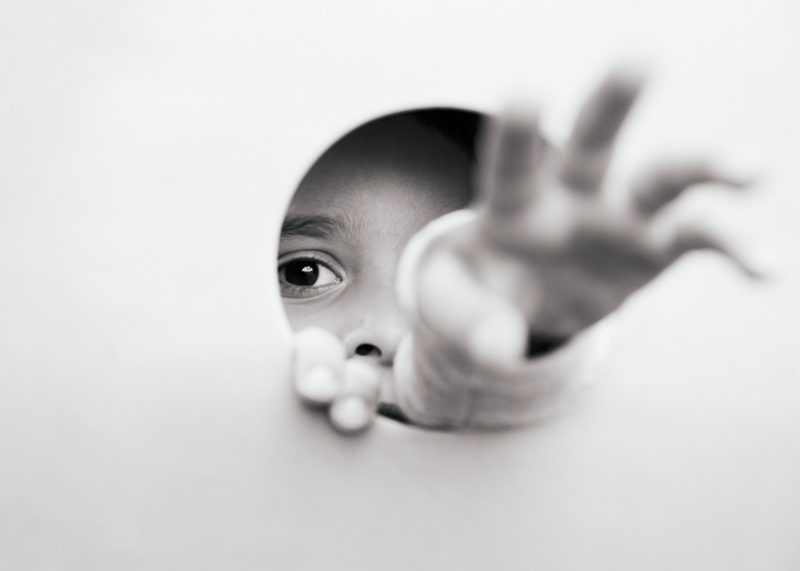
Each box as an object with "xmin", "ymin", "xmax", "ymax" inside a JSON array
[{"xmin": 284, "ymin": 261, "xmax": 319, "ymax": 286}]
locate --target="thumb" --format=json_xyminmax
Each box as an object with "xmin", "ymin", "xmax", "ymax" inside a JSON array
[{"xmin": 417, "ymin": 247, "xmax": 529, "ymax": 370}]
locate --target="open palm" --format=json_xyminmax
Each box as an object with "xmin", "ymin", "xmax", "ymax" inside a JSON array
[{"xmin": 416, "ymin": 68, "xmax": 759, "ymax": 367}]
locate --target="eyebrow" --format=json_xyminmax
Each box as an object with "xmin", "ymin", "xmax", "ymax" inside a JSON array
[{"xmin": 280, "ymin": 214, "xmax": 351, "ymax": 240}]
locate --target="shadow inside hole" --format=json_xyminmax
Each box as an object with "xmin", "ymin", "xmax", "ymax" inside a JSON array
[{"xmin": 276, "ymin": 108, "xmax": 486, "ymax": 423}]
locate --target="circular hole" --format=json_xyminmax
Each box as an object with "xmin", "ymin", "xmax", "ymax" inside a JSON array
[{"xmin": 277, "ymin": 108, "xmax": 486, "ymax": 423}]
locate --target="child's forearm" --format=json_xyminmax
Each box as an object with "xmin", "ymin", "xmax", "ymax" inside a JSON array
[{"xmin": 394, "ymin": 325, "xmax": 599, "ymax": 430}]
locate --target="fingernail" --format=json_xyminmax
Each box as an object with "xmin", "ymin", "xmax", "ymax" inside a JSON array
[
  {"xmin": 500, "ymin": 101, "xmax": 541, "ymax": 128},
  {"xmin": 468, "ymin": 312, "xmax": 527, "ymax": 369},
  {"xmin": 610, "ymin": 62, "xmax": 649, "ymax": 91},
  {"xmin": 294, "ymin": 327, "xmax": 345, "ymax": 363},
  {"xmin": 297, "ymin": 365, "xmax": 339, "ymax": 405},
  {"xmin": 343, "ymin": 360, "xmax": 381, "ymax": 401},
  {"xmin": 742, "ymin": 245, "xmax": 781, "ymax": 279},
  {"xmin": 330, "ymin": 396, "xmax": 372, "ymax": 433},
  {"xmin": 713, "ymin": 154, "xmax": 763, "ymax": 187}
]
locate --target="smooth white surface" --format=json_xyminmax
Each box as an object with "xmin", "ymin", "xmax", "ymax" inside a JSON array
[{"xmin": 1, "ymin": 1, "xmax": 799, "ymax": 569}]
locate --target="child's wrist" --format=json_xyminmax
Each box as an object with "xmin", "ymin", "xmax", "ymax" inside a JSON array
[{"xmin": 394, "ymin": 325, "xmax": 591, "ymax": 430}]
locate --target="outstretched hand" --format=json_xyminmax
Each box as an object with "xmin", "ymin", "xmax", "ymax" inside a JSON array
[
  {"xmin": 416, "ymin": 67, "xmax": 762, "ymax": 371},
  {"xmin": 290, "ymin": 66, "xmax": 764, "ymax": 433}
]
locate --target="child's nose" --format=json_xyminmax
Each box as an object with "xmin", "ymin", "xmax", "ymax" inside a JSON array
[{"xmin": 344, "ymin": 309, "xmax": 407, "ymax": 367}]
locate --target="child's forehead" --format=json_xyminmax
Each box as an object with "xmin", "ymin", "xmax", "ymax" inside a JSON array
[
  {"xmin": 285, "ymin": 169, "xmax": 454, "ymax": 246},
  {"xmin": 283, "ymin": 159, "xmax": 472, "ymax": 260},
  {"xmin": 290, "ymin": 164, "xmax": 454, "ymax": 212}
]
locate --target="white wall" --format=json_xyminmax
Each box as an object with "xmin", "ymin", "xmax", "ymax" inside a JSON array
[{"xmin": 1, "ymin": 1, "xmax": 799, "ymax": 569}]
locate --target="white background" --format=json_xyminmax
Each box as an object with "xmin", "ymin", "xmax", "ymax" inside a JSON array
[{"xmin": 1, "ymin": 1, "xmax": 799, "ymax": 569}]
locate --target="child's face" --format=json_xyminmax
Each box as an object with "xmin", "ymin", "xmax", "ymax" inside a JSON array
[{"xmin": 278, "ymin": 117, "xmax": 472, "ymax": 375}]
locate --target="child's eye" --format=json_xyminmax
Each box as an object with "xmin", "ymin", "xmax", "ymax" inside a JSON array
[{"xmin": 278, "ymin": 254, "xmax": 344, "ymax": 299}]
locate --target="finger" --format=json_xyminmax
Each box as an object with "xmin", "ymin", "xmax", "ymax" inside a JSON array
[
  {"xmin": 329, "ymin": 360, "xmax": 381, "ymax": 434},
  {"xmin": 477, "ymin": 104, "xmax": 545, "ymax": 217},
  {"xmin": 293, "ymin": 327, "xmax": 345, "ymax": 407},
  {"xmin": 656, "ymin": 218, "xmax": 771, "ymax": 279},
  {"xmin": 632, "ymin": 159, "xmax": 755, "ymax": 216},
  {"xmin": 417, "ymin": 248, "xmax": 530, "ymax": 369},
  {"xmin": 560, "ymin": 66, "xmax": 646, "ymax": 192}
]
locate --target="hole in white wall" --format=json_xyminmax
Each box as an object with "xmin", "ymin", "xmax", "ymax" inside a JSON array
[{"xmin": 277, "ymin": 108, "xmax": 485, "ymax": 423}]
